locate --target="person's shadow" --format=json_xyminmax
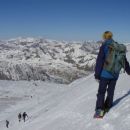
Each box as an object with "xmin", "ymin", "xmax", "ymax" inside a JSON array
[{"xmin": 113, "ymin": 89, "xmax": 130, "ymax": 107}]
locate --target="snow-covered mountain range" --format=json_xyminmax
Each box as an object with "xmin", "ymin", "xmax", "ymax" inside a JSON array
[{"xmin": 0, "ymin": 37, "xmax": 100, "ymax": 84}]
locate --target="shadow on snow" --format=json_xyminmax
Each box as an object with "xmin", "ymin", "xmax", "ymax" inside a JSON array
[{"xmin": 113, "ymin": 89, "xmax": 130, "ymax": 107}]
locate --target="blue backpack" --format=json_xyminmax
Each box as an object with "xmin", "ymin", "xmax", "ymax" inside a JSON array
[{"xmin": 103, "ymin": 42, "xmax": 126, "ymax": 76}]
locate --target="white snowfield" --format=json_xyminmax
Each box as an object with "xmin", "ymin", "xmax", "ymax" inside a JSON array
[{"xmin": 0, "ymin": 44, "xmax": 130, "ymax": 130}]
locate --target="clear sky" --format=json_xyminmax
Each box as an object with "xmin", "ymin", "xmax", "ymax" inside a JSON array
[{"xmin": 0, "ymin": 0, "xmax": 130, "ymax": 42}]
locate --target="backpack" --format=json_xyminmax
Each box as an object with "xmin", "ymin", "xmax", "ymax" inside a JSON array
[{"xmin": 103, "ymin": 41, "xmax": 126, "ymax": 76}]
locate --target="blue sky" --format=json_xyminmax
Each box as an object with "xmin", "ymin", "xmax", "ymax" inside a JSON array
[{"xmin": 0, "ymin": 0, "xmax": 130, "ymax": 41}]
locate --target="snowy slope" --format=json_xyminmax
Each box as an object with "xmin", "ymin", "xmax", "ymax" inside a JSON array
[
  {"xmin": 0, "ymin": 47, "xmax": 130, "ymax": 130},
  {"xmin": 0, "ymin": 73, "xmax": 130, "ymax": 130}
]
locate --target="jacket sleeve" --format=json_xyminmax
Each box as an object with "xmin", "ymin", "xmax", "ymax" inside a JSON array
[
  {"xmin": 125, "ymin": 57, "xmax": 130, "ymax": 75},
  {"xmin": 94, "ymin": 44, "xmax": 105, "ymax": 79}
]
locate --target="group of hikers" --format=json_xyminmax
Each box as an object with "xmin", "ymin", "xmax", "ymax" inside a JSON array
[
  {"xmin": 18, "ymin": 112, "xmax": 28, "ymax": 122},
  {"xmin": 94, "ymin": 31, "xmax": 130, "ymax": 118},
  {"xmin": 6, "ymin": 112, "xmax": 28, "ymax": 128}
]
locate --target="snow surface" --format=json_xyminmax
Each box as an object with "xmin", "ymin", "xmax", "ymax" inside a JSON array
[
  {"xmin": 0, "ymin": 73, "xmax": 130, "ymax": 130},
  {"xmin": 0, "ymin": 43, "xmax": 130, "ymax": 130}
]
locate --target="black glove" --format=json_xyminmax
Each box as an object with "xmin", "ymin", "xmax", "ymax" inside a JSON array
[{"xmin": 94, "ymin": 74, "xmax": 100, "ymax": 80}]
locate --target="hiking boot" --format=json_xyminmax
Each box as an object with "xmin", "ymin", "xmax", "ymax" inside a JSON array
[
  {"xmin": 104, "ymin": 107, "xmax": 110, "ymax": 113},
  {"xmin": 94, "ymin": 109, "xmax": 104, "ymax": 118}
]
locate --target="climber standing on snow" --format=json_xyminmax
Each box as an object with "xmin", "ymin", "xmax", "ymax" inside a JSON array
[
  {"xmin": 23, "ymin": 112, "xmax": 28, "ymax": 122},
  {"xmin": 6, "ymin": 120, "xmax": 9, "ymax": 128},
  {"xmin": 94, "ymin": 31, "xmax": 130, "ymax": 118},
  {"xmin": 18, "ymin": 113, "xmax": 22, "ymax": 122}
]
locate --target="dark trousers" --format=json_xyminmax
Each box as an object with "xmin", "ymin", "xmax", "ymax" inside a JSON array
[{"xmin": 95, "ymin": 78, "xmax": 117, "ymax": 110}]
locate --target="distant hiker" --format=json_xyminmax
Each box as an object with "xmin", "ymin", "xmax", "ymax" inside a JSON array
[
  {"xmin": 94, "ymin": 31, "xmax": 130, "ymax": 118},
  {"xmin": 23, "ymin": 112, "xmax": 28, "ymax": 122},
  {"xmin": 18, "ymin": 113, "xmax": 22, "ymax": 122},
  {"xmin": 6, "ymin": 120, "xmax": 9, "ymax": 128}
]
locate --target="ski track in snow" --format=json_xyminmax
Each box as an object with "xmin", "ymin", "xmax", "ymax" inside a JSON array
[{"xmin": 0, "ymin": 46, "xmax": 130, "ymax": 130}]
